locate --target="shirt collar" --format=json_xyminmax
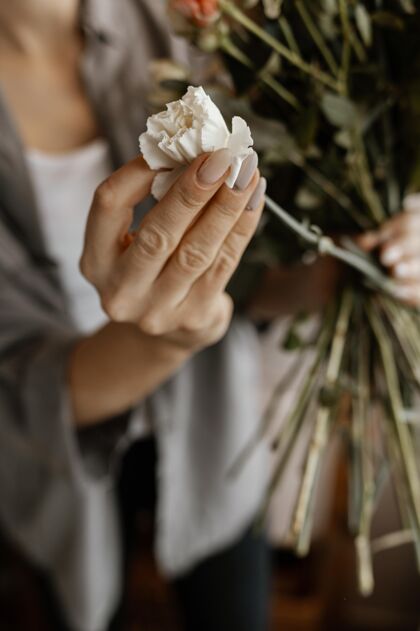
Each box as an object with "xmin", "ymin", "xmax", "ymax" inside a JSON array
[{"xmin": 79, "ymin": 0, "xmax": 124, "ymax": 47}]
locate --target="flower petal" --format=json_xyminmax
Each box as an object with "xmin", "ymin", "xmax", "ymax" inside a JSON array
[
  {"xmin": 201, "ymin": 118, "xmax": 230, "ymax": 153},
  {"xmin": 228, "ymin": 116, "xmax": 254, "ymax": 156},
  {"xmin": 139, "ymin": 132, "xmax": 180, "ymax": 170},
  {"xmin": 151, "ymin": 166, "xmax": 186, "ymax": 200},
  {"xmin": 225, "ymin": 156, "xmax": 243, "ymax": 188},
  {"xmin": 161, "ymin": 126, "xmax": 202, "ymax": 163}
]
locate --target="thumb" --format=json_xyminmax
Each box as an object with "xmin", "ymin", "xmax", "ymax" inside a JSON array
[
  {"xmin": 83, "ymin": 156, "xmax": 156, "ymax": 277},
  {"xmin": 356, "ymin": 231, "xmax": 382, "ymax": 252}
]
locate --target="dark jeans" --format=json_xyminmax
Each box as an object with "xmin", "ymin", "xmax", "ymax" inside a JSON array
[
  {"xmin": 114, "ymin": 437, "xmax": 270, "ymax": 631},
  {"xmin": 40, "ymin": 437, "xmax": 271, "ymax": 631}
]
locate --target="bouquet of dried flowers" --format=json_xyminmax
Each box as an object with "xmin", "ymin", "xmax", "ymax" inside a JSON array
[{"xmin": 165, "ymin": 0, "xmax": 420, "ymax": 595}]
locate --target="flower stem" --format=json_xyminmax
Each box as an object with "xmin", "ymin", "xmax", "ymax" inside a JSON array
[
  {"xmin": 367, "ymin": 302, "xmax": 420, "ymax": 530},
  {"xmin": 219, "ymin": 37, "xmax": 301, "ymax": 110},
  {"xmin": 289, "ymin": 155, "xmax": 372, "ymax": 229},
  {"xmin": 290, "ymin": 289, "xmax": 354, "ymax": 555},
  {"xmin": 351, "ymin": 129, "xmax": 386, "ymax": 225},
  {"xmin": 219, "ymin": 0, "xmax": 341, "ymax": 91},
  {"xmin": 352, "ymin": 324, "xmax": 375, "ymax": 596},
  {"xmin": 294, "ymin": 0, "xmax": 339, "ymax": 76},
  {"xmin": 278, "ymin": 16, "xmax": 301, "ymax": 56},
  {"xmin": 252, "ymin": 309, "xmax": 335, "ymax": 516},
  {"xmin": 263, "ymin": 194, "xmax": 395, "ymax": 294},
  {"xmin": 383, "ymin": 420, "xmax": 420, "ymax": 572}
]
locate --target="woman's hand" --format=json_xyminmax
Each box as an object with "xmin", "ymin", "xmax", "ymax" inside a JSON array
[
  {"xmin": 80, "ymin": 148, "xmax": 265, "ymax": 352},
  {"xmin": 358, "ymin": 194, "xmax": 420, "ymax": 307}
]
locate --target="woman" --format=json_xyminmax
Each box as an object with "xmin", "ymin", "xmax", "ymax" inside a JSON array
[
  {"xmin": 1, "ymin": 3, "xmax": 420, "ymax": 631},
  {"xmin": 0, "ymin": 2, "xmax": 268, "ymax": 630}
]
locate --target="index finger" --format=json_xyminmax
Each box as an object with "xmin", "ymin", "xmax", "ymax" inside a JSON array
[
  {"xmin": 118, "ymin": 148, "xmax": 232, "ymax": 284},
  {"xmin": 82, "ymin": 156, "xmax": 155, "ymax": 279}
]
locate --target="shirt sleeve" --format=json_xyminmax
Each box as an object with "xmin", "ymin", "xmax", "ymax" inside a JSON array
[{"xmin": 0, "ymin": 220, "xmax": 128, "ymax": 629}]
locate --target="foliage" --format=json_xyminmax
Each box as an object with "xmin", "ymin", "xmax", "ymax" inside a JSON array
[{"xmin": 167, "ymin": 0, "xmax": 420, "ymax": 594}]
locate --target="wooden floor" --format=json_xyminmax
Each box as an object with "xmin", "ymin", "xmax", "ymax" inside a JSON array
[
  {"xmin": 1, "ymin": 526, "xmax": 419, "ymax": 631},
  {"xmin": 1, "ymin": 462, "xmax": 420, "ymax": 631}
]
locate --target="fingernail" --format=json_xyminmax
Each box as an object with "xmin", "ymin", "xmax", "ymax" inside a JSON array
[
  {"xmin": 234, "ymin": 151, "xmax": 258, "ymax": 191},
  {"xmin": 358, "ymin": 231, "xmax": 378, "ymax": 250},
  {"xmin": 246, "ymin": 177, "xmax": 267, "ymax": 211},
  {"xmin": 392, "ymin": 285, "xmax": 414, "ymax": 301},
  {"xmin": 197, "ymin": 149, "xmax": 232, "ymax": 185},
  {"xmin": 404, "ymin": 193, "xmax": 420, "ymax": 212},
  {"xmin": 381, "ymin": 246, "xmax": 402, "ymax": 266},
  {"xmin": 394, "ymin": 262, "xmax": 412, "ymax": 279}
]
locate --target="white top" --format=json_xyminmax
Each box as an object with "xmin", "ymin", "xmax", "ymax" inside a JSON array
[
  {"xmin": 25, "ymin": 139, "xmax": 149, "ymax": 437},
  {"xmin": 26, "ymin": 138, "xmax": 112, "ymax": 333}
]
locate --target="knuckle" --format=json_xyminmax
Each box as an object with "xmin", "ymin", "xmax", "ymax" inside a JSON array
[
  {"xmin": 214, "ymin": 249, "xmax": 238, "ymax": 278},
  {"xmin": 101, "ymin": 291, "xmax": 128, "ymax": 322},
  {"xmin": 208, "ymin": 299, "xmax": 232, "ymax": 340},
  {"xmin": 232, "ymin": 220, "xmax": 253, "ymax": 240},
  {"xmin": 176, "ymin": 242, "xmax": 212, "ymax": 273},
  {"xmin": 79, "ymin": 253, "xmax": 94, "ymax": 282},
  {"xmin": 94, "ymin": 177, "xmax": 118, "ymax": 213},
  {"xmin": 183, "ymin": 318, "xmax": 202, "ymax": 335},
  {"xmin": 133, "ymin": 224, "xmax": 173, "ymax": 259},
  {"xmin": 211, "ymin": 198, "xmax": 238, "ymax": 220},
  {"xmin": 187, "ymin": 295, "xmax": 232, "ymax": 343},
  {"xmin": 173, "ymin": 181, "xmax": 203, "ymax": 211},
  {"xmin": 138, "ymin": 312, "xmax": 166, "ymax": 336}
]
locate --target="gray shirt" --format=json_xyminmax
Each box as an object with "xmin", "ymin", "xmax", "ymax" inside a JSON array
[{"xmin": 0, "ymin": 1, "xmax": 268, "ymax": 629}]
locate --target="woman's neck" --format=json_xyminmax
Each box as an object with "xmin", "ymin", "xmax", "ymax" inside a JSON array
[{"xmin": 0, "ymin": 0, "xmax": 80, "ymax": 56}]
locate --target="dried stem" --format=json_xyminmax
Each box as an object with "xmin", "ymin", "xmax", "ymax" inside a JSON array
[
  {"xmin": 290, "ymin": 290, "xmax": 354, "ymax": 555},
  {"xmin": 251, "ymin": 310, "xmax": 336, "ymax": 516},
  {"xmin": 338, "ymin": 0, "xmax": 351, "ymax": 90},
  {"xmin": 289, "ymin": 155, "xmax": 372, "ymax": 229},
  {"xmin": 379, "ymin": 296, "xmax": 420, "ymax": 386},
  {"xmin": 352, "ymin": 324, "xmax": 375, "ymax": 596},
  {"xmin": 219, "ymin": 0, "xmax": 341, "ymax": 91},
  {"xmin": 294, "ymin": 0, "xmax": 339, "ymax": 75},
  {"xmin": 350, "ymin": 129, "xmax": 386, "ymax": 224},
  {"xmin": 383, "ymin": 420, "xmax": 420, "ymax": 572},
  {"xmin": 220, "ymin": 37, "xmax": 301, "ymax": 110},
  {"xmin": 367, "ymin": 302, "xmax": 420, "ymax": 530},
  {"xmin": 278, "ymin": 16, "xmax": 301, "ymax": 56},
  {"xmin": 264, "ymin": 194, "xmax": 395, "ymax": 294}
]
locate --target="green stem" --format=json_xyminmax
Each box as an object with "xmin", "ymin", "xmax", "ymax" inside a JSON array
[
  {"xmin": 278, "ymin": 16, "xmax": 301, "ymax": 56},
  {"xmin": 220, "ymin": 38, "xmax": 301, "ymax": 110},
  {"xmin": 379, "ymin": 296, "xmax": 420, "ymax": 386},
  {"xmin": 289, "ymin": 155, "xmax": 372, "ymax": 229},
  {"xmin": 351, "ymin": 129, "xmax": 386, "ymax": 224},
  {"xmin": 367, "ymin": 302, "xmax": 420, "ymax": 530},
  {"xmin": 219, "ymin": 0, "xmax": 340, "ymax": 91},
  {"xmin": 295, "ymin": 0, "xmax": 339, "ymax": 75},
  {"xmin": 353, "ymin": 324, "xmax": 375, "ymax": 596},
  {"xmin": 253, "ymin": 309, "xmax": 335, "ymax": 516},
  {"xmin": 290, "ymin": 289, "xmax": 354, "ymax": 555},
  {"xmin": 338, "ymin": 0, "xmax": 352, "ymax": 91},
  {"xmin": 264, "ymin": 194, "xmax": 395, "ymax": 294},
  {"xmin": 383, "ymin": 420, "xmax": 420, "ymax": 572}
]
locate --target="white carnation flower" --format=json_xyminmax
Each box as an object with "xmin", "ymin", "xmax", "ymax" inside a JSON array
[{"xmin": 139, "ymin": 86, "xmax": 254, "ymax": 200}]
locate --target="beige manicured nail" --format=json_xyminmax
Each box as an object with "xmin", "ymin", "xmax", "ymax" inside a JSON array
[
  {"xmin": 392, "ymin": 285, "xmax": 414, "ymax": 301},
  {"xmin": 246, "ymin": 177, "xmax": 267, "ymax": 211},
  {"xmin": 381, "ymin": 245, "xmax": 402, "ymax": 266},
  {"xmin": 234, "ymin": 151, "xmax": 258, "ymax": 190},
  {"xmin": 197, "ymin": 149, "xmax": 232, "ymax": 185},
  {"xmin": 404, "ymin": 193, "xmax": 420, "ymax": 212}
]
